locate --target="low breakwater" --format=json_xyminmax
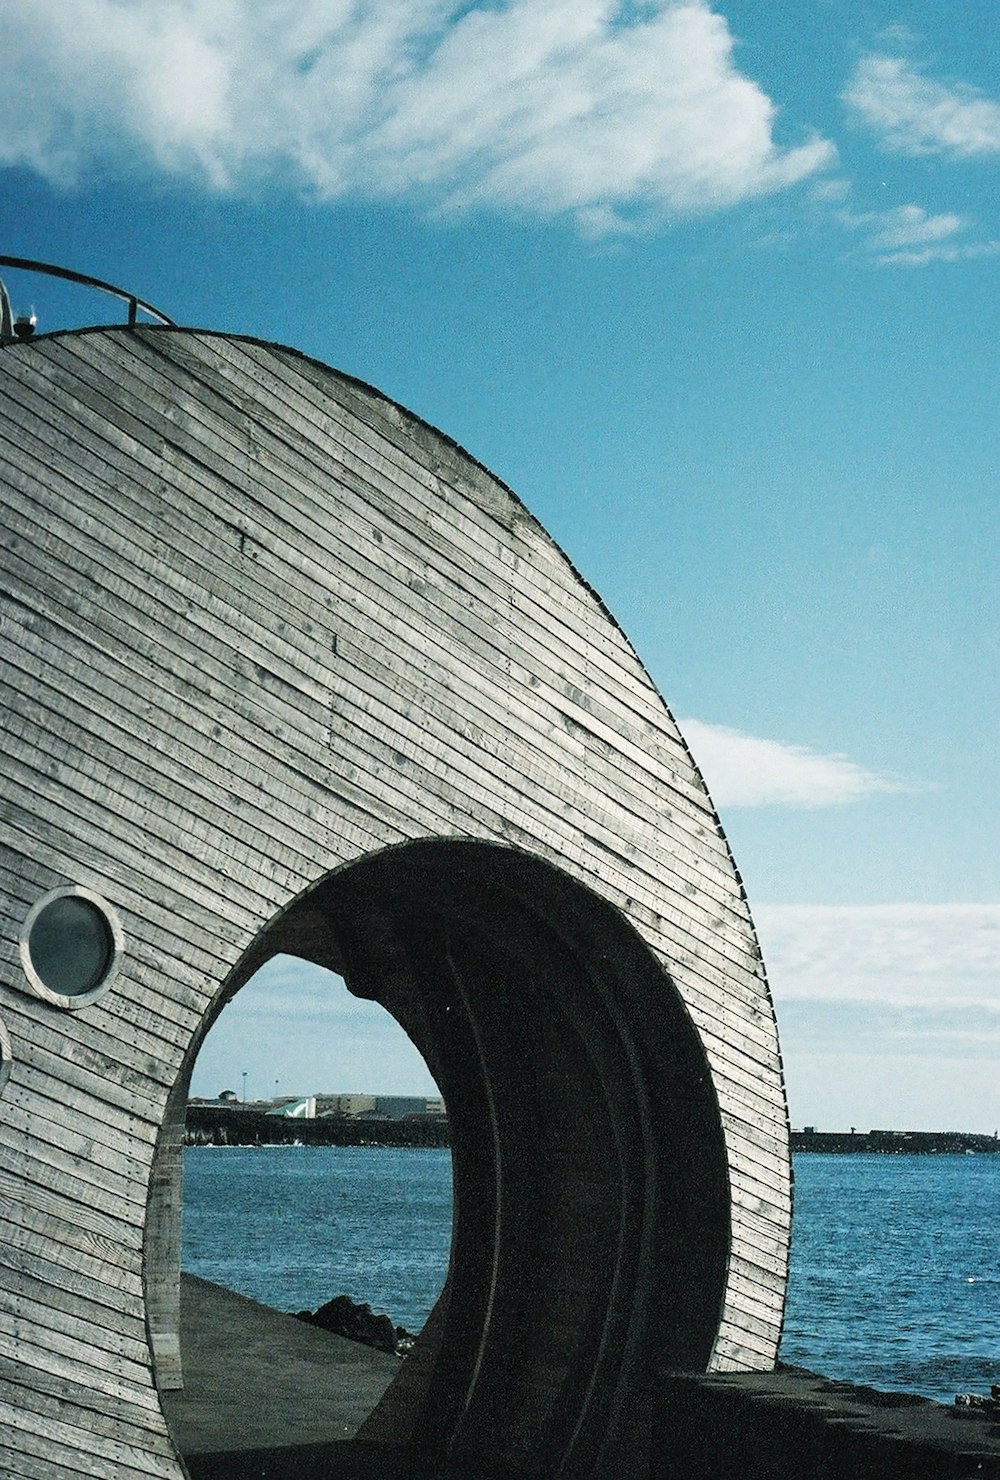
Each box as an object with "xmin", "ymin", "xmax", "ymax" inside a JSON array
[
  {"xmin": 186, "ymin": 1107, "xmax": 997, "ymax": 1155},
  {"xmin": 791, "ymin": 1129, "xmax": 999, "ymax": 1154}
]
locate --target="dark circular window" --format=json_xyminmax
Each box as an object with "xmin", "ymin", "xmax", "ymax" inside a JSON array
[{"xmin": 19, "ymin": 887, "xmax": 123, "ymax": 1008}]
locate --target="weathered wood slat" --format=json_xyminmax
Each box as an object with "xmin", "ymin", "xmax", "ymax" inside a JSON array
[
  {"xmin": 1, "ymin": 399, "xmax": 742, "ymax": 911},
  {"xmin": 1, "ymin": 909, "xmax": 222, "ymax": 1061},
  {"xmin": 0, "ymin": 927, "xmax": 198, "ymax": 1089},
  {"xmin": 4, "ymin": 794, "xmax": 782, "ymax": 1146},
  {"xmin": 6, "ymin": 1048, "xmax": 163, "ymax": 1144},
  {"xmin": 0, "ymin": 1352, "xmax": 170, "ymax": 1436},
  {"xmin": 251, "ymin": 345, "xmax": 703, "ymax": 769},
  {"xmin": 0, "ymin": 1069, "xmax": 158, "ymax": 1177},
  {"xmin": 3, "ymin": 571, "xmax": 757, "ymax": 988},
  {"xmin": 52, "ymin": 334, "xmax": 710, "ymax": 917},
  {"xmin": 0, "ymin": 1440, "xmax": 101, "ymax": 1480},
  {"xmin": 1, "ymin": 1233, "xmax": 146, "ymax": 1321},
  {"xmin": 711, "ymin": 1325, "xmax": 780, "ymax": 1367},
  {"xmin": 0, "ymin": 1212, "xmax": 145, "ymax": 1320},
  {"xmin": 0, "ymin": 1132, "xmax": 148, "ymax": 1221},
  {"xmin": 28, "ymin": 335, "xmax": 728, "ymax": 823},
  {"xmin": 3, "ymin": 503, "xmax": 742, "ymax": 1000},
  {"xmin": 5, "ymin": 618, "xmax": 781, "ymax": 1047},
  {"xmin": 723, "ymin": 1213, "xmax": 790, "ymax": 1275},
  {"xmin": 0, "ymin": 1168, "xmax": 146, "ymax": 1253},
  {"xmin": 5, "ymin": 884, "xmax": 784, "ymax": 1172},
  {"xmin": 0, "ymin": 1400, "xmax": 174, "ymax": 1480},
  {"xmin": 80, "ymin": 331, "xmax": 659, "ymax": 693},
  {"xmin": 0, "ymin": 1315, "xmax": 156, "ymax": 1406},
  {"xmin": 1, "ymin": 1386, "xmax": 178, "ymax": 1471},
  {"xmin": 0, "ymin": 800, "xmax": 258, "ymax": 976},
  {"xmin": 0, "ymin": 1277, "xmax": 152, "ymax": 1370}
]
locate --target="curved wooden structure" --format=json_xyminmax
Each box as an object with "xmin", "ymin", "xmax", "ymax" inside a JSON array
[{"xmin": 0, "ymin": 327, "xmax": 790, "ymax": 1477}]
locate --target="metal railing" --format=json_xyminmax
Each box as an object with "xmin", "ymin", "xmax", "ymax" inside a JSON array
[{"xmin": 0, "ymin": 255, "xmax": 176, "ymax": 341}]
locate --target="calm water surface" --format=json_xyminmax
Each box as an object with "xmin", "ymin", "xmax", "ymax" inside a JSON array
[
  {"xmin": 182, "ymin": 1146, "xmax": 998, "ymax": 1402},
  {"xmin": 782, "ymin": 1152, "xmax": 998, "ymax": 1402},
  {"xmin": 182, "ymin": 1144, "xmax": 452, "ymax": 1332}
]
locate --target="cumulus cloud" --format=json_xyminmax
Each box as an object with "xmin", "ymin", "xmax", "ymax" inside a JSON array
[
  {"xmin": 844, "ymin": 54, "xmax": 1000, "ymax": 157},
  {"xmin": 679, "ymin": 718, "xmax": 903, "ymax": 809},
  {"xmin": 0, "ymin": 0, "xmax": 833, "ymax": 230}
]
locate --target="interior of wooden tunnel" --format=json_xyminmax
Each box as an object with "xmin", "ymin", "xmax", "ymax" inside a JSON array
[{"xmin": 146, "ymin": 839, "xmax": 732, "ymax": 1476}]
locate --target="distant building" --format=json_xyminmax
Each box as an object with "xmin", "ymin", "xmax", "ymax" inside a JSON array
[
  {"xmin": 316, "ymin": 1092, "xmax": 446, "ymax": 1120},
  {"xmin": 265, "ymin": 1096, "xmax": 316, "ymax": 1119},
  {"xmin": 373, "ymin": 1095, "xmax": 435, "ymax": 1120},
  {"xmin": 317, "ymin": 1093, "xmax": 377, "ymax": 1118}
]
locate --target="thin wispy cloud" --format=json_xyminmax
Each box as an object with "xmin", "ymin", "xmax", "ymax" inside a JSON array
[
  {"xmin": 680, "ymin": 718, "xmax": 904, "ymax": 809},
  {"xmin": 755, "ymin": 902, "xmax": 1000, "ymax": 1011},
  {"xmin": 758, "ymin": 902, "xmax": 1000, "ymax": 1128},
  {"xmin": 844, "ymin": 54, "xmax": 1000, "ymax": 158},
  {"xmin": 876, "ymin": 238, "xmax": 1000, "ymax": 269},
  {"xmin": 800, "ymin": 51, "xmax": 1000, "ymax": 268},
  {"xmin": 834, "ymin": 201, "xmax": 1000, "ymax": 267},
  {"xmin": 866, "ymin": 204, "xmax": 964, "ymax": 251},
  {"xmin": 0, "ymin": 1, "xmax": 832, "ymax": 232}
]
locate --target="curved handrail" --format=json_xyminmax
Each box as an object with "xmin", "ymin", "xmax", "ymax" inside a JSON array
[{"xmin": 0, "ymin": 255, "xmax": 176, "ymax": 339}]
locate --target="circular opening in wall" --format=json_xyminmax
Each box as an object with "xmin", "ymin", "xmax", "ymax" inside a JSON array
[
  {"xmin": 148, "ymin": 841, "xmax": 732, "ymax": 1477},
  {"xmin": 19, "ymin": 886, "xmax": 123, "ymax": 1009}
]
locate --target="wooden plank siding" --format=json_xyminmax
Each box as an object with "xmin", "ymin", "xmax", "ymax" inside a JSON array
[{"xmin": 0, "ymin": 326, "xmax": 791, "ymax": 1477}]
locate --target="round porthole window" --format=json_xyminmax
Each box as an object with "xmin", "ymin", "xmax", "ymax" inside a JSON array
[{"xmin": 19, "ymin": 886, "xmax": 123, "ymax": 1009}]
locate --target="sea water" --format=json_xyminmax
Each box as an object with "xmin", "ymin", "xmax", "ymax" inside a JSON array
[
  {"xmin": 781, "ymin": 1152, "xmax": 998, "ymax": 1402},
  {"xmin": 181, "ymin": 1145, "xmax": 998, "ymax": 1404},
  {"xmin": 181, "ymin": 1144, "xmax": 452, "ymax": 1333}
]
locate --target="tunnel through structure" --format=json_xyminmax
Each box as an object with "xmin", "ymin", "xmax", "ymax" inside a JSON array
[{"xmin": 0, "ymin": 326, "xmax": 791, "ymax": 1478}]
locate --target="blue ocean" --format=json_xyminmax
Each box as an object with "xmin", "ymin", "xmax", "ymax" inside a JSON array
[{"xmin": 181, "ymin": 1146, "xmax": 998, "ymax": 1405}]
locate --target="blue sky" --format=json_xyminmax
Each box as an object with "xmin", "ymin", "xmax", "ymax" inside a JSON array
[{"xmin": 3, "ymin": 0, "xmax": 997, "ymax": 1130}]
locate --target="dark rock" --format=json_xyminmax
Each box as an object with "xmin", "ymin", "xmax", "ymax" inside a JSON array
[
  {"xmin": 295, "ymin": 1293, "xmax": 416, "ymax": 1356},
  {"xmin": 954, "ymin": 1391, "xmax": 1000, "ymax": 1416}
]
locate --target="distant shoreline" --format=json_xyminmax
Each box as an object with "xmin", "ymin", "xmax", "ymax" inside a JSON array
[
  {"xmin": 185, "ymin": 1103, "xmax": 450, "ymax": 1148},
  {"xmin": 790, "ymin": 1129, "xmax": 999, "ymax": 1154},
  {"xmin": 185, "ymin": 1106, "xmax": 997, "ymax": 1155}
]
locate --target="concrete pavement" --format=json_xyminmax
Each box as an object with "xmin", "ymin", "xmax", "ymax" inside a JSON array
[{"xmin": 162, "ymin": 1275, "xmax": 408, "ymax": 1478}]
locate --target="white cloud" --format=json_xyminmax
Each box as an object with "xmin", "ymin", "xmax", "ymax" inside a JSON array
[
  {"xmin": 865, "ymin": 203, "xmax": 964, "ymax": 250},
  {"xmin": 754, "ymin": 902, "xmax": 1000, "ymax": 1011},
  {"xmin": 874, "ymin": 238, "xmax": 1000, "ymax": 269},
  {"xmin": 0, "ymin": 0, "xmax": 833, "ymax": 230},
  {"xmin": 844, "ymin": 54, "xmax": 1000, "ymax": 157},
  {"xmin": 679, "ymin": 718, "xmax": 903, "ymax": 809},
  {"xmin": 834, "ymin": 201, "xmax": 1000, "ymax": 268},
  {"xmin": 757, "ymin": 903, "xmax": 1000, "ymax": 1130}
]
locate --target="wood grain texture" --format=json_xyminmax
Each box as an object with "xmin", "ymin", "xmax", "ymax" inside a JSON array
[{"xmin": 0, "ymin": 326, "xmax": 791, "ymax": 1477}]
